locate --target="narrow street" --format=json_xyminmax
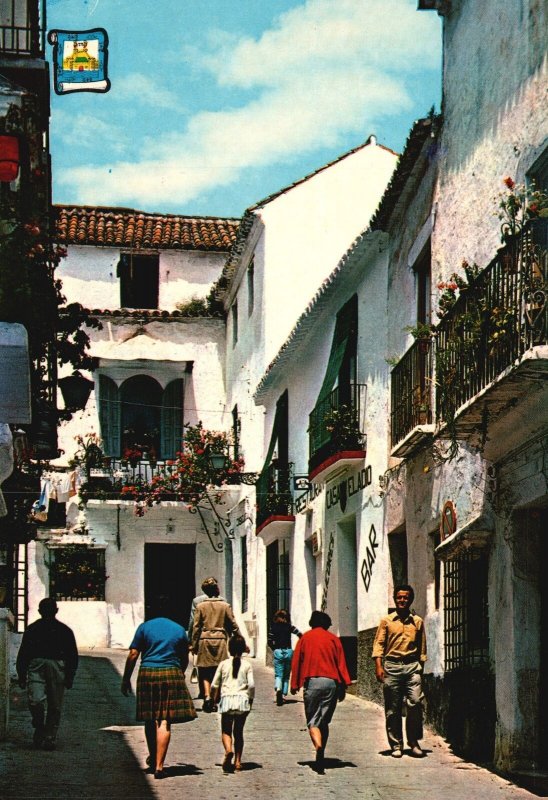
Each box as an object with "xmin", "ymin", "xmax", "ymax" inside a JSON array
[{"xmin": 0, "ymin": 649, "xmax": 540, "ymax": 799}]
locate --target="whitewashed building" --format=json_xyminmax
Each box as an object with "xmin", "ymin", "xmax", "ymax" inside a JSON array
[
  {"xmin": 380, "ymin": 0, "xmax": 548, "ymax": 772},
  {"xmin": 26, "ymin": 207, "xmax": 241, "ymax": 648},
  {"xmin": 217, "ymin": 137, "xmax": 398, "ymax": 660}
]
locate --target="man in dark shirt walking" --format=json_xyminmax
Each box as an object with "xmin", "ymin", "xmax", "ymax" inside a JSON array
[{"xmin": 16, "ymin": 597, "xmax": 78, "ymax": 750}]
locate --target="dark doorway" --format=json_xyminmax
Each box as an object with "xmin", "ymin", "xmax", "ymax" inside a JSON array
[{"xmin": 144, "ymin": 544, "xmax": 195, "ymax": 628}]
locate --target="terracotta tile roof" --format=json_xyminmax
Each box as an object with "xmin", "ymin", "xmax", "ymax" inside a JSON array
[{"xmin": 53, "ymin": 205, "xmax": 240, "ymax": 251}]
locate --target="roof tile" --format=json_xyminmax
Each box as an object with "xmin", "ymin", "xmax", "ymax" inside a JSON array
[{"xmin": 53, "ymin": 206, "xmax": 240, "ymax": 252}]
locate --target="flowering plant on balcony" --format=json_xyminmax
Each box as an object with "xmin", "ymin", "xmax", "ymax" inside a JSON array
[
  {"xmin": 122, "ymin": 446, "xmax": 143, "ymax": 466},
  {"xmin": 323, "ymin": 405, "xmax": 365, "ymax": 450},
  {"xmin": 436, "ymin": 261, "xmax": 481, "ymax": 319},
  {"xmin": 497, "ymin": 177, "xmax": 548, "ymax": 241},
  {"xmin": 119, "ymin": 422, "xmax": 244, "ymax": 516},
  {"xmin": 71, "ymin": 432, "xmax": 105, "ymax": 476}
]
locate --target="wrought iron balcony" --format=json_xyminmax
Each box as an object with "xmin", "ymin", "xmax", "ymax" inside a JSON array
[
  {"xmin": 390, "ymin": 337, "xmax": 434, "ymax": 455},
  {"xmin": 435, "ymin": 219, "xmax": 547, "ymax": 432},
  {"xmin": 308, "ymin": 383, "xmax": 367, "ymax": 478},
  {"xmin": 256, "ymin": 462, "xmax": 294, "ymax": 532},
  {"xmin": 390, "ymin": 219, "xmax": 547, "ymax": 456},
  {"xmin": 0, "ymin": 0, "xmax": 45, "ymax": 57}
]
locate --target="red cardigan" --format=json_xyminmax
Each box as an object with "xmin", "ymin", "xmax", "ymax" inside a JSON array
[{"xmin": 290, "ymin": 627, "xmax": 351, "ymax": 691}]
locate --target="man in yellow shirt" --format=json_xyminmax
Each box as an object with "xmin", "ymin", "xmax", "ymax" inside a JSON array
[{"xmin": 372, "ymin": 585, "xmax": 427, "ymax": 758}]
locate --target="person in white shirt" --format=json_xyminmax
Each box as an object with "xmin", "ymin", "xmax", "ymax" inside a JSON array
[{"xmin": 211, "ymin": 634, "xmax": 254, "ymax": 773}]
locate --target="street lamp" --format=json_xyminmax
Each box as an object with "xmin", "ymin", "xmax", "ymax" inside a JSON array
[{"xmin": 206, "ymin": 445, "xmax": 228, "ymax": 473}]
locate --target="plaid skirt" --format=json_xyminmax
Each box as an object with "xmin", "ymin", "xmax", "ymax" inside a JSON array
[{"xmin": 136, "ymin": 666, "xmax": 197, "ymax": 723}]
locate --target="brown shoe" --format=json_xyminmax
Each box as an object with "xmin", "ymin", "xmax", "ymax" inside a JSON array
[
  {"xmin": 409, "ymin": 744, "xmax": 424, "ymax": 758},
  {"xmin": 222, "ymin": 752, "xmax": 234, "ymax": 773}
]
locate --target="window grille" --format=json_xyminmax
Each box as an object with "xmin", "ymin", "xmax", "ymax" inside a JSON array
[
  {"xmin": 49, "ymin": 546, "xmax": 106, "ymax": 601},
  {"xmin": 444, "ymin": 552, "xmax": 489, "ymax": 671}
]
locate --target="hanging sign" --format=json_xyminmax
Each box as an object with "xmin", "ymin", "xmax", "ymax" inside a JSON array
[{"xmin": 48, "ymin": 28, "xmax": 111, "ymax": 95}]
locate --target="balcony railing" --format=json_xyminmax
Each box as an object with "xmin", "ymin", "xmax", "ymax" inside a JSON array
[
  {"xmin": 436, "ymin": 219, "xmax": 547, "ymax": 423},
  {"xmin": 0, "ymin": 0, "xmax": 45, "ymax": 57},
  {"xmin": 308, "ymin": 383, "xmax": 367, "ymax": 475},
  {"xmin": 391, "ymin": 337, "xmax": 433, "ymax": 447},
  {"xmin": 256, "ymin": 463, "xmax": 294, "ymax": 530}
]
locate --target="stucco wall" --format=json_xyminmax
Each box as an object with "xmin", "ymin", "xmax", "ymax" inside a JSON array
[
  {"xmin": 57, "ymin": 246, "xmax": 227, "ymax": 312},
  {"xmin": 434, "ymin": 0, "xmax": 548, "ymax": 280}
]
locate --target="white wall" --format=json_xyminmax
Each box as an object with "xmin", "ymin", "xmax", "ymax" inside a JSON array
[
  {"xmin": 57, "ymin": 246, "xmax": 227, "ymax": 311},
  {"xmin": 243, "ymin": 232, "xmax": 392, "ymax": 653}
]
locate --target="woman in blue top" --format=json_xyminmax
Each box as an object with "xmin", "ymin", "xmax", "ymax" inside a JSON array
[
  {"xmin": 268, "ymin": 609, "xmax": 302, "ymax": 706},
  {"xmin": 121, "ymin": 597, "xmax": 197, "ymax": 779}
]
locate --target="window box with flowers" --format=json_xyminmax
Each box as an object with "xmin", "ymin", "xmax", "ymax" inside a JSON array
[{"xmin": 49, "ymin": 545, "xmax": 107, "ymax": 601}]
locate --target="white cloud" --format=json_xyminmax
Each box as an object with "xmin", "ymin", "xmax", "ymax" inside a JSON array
[
  {"xmin": 114, "ymin": 73, "xmax": 181, "ymax": 110},
  {"xmin": 56, "ymin": 0, "xmax": 441, "ymax": 207},
  {"xmin": 53, "ymin": 110, "xmax": 131, "ymax": 155}
]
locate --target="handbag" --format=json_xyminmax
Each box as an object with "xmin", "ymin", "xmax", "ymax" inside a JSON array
[{"xmin": 337, "ymin": 683, "xmax": 346, "ymax": 702}]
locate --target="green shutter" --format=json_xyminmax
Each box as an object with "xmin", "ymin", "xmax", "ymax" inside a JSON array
[
  {"xmin": 257, "ymin": 391, "xmax": 288, "ymax": 507},
  {"xmin": 98, "ymin": 376, "xmax": 121, "ymax": 456},
  {"xmin": 161, "ymin": 379, "xmax": 184, "ymax": 459},
  {"xmin": 311, "ymin": 295, "xmax": 357, "ymax": 452},
  {"xmin": 317, "ymin": 294, "xmax": 357, "ymax": 402}
]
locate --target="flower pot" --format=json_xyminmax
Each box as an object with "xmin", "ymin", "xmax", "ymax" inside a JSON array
[
  {"xmin": 59, "ymin": 374, "xmax": 94, "ymax": 411},
  {"xmin": 129, "ymin": 457, "xmax": 140, "ymax": 469}
]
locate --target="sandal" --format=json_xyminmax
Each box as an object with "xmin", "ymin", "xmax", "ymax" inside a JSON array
[{"xmin": 222, "ymin": 752, "xmax": 234, "ymax": 773}]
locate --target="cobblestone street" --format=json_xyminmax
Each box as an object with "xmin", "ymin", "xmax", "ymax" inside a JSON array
[{"xmin": 0, "ymin": 649, "xmax": 542, "ymax": 799}]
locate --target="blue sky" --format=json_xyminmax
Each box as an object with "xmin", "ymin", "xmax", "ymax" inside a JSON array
[{"xmin": 47, "ymin": 0, "xmax": 442, "ymax": 218}]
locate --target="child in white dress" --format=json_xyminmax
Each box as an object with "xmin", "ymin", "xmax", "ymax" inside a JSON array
[{"xmin": 211, "ymin": 634, "xmax": 254, "ymax": 772}]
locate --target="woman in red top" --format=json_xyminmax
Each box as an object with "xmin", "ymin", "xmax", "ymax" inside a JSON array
[{"xmin": 290, "ymin": 610, "xmax": 351, "ymax": 774}]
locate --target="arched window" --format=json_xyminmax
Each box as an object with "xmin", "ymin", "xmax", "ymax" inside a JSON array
[
  {"xmin": 121, "ymin": 376, "xmax": 162, "ymax": 458},
  {"xmin": 98, "ymin": 374, "xmax": 184, "ymax": 459}
]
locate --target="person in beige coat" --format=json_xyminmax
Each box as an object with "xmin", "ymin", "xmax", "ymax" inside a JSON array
[{"xmin": 191, "ymin": 579, "xmax": 240, "ymax": 712}]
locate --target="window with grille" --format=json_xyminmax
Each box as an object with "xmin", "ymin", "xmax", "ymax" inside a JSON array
[
  {"xmin": 49, "ymin": 546, "xmax": 106, "ymax": 601},
  {"xmin": 444, "ymin": 552, "xmax": 489, "ymax": 671}
]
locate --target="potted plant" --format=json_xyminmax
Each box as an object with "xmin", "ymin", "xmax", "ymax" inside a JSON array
[
  {"xmin": 323, "ymin": 404, "xmax": 365, "ymax": 451},
  {"xmin": 71, "ymin": 432, "xmax": 105, "ymax": 479},
  {"xmin": 123, "ymin": 447, "xmax": 143, "ymax": 469}
]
